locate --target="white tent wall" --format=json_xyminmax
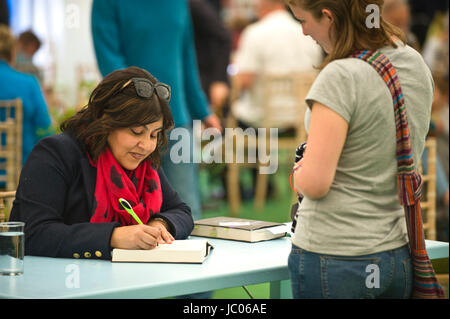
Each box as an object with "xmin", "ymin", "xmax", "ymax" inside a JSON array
[{"xmin": 9, "ymin": 0, "xmax": 100, "ymax": 111}]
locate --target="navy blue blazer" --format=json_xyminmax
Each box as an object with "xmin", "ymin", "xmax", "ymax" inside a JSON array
[{"xmin": 10, "ymin": 133, "xmax": 194, "ymax": 260}]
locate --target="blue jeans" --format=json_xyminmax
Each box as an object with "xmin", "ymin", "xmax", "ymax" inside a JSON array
[
  {"xmin": 161, "ymin": 124, "xmax": 202, "ymax": 221},
  {"xmin": 288, "ymin": 244, "xmax": 412, "ymax": 299}
]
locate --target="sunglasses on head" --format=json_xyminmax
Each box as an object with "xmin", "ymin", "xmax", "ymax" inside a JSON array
[{"xmin": 121, "ymin": 77, "xmax": 171, "ymax": 102}]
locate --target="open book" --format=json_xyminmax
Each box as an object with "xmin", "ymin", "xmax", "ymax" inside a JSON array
[
  {"xmin": 111, "ymin": 239, "xmax": 213, "ymax": 263},
  {"xmin": 191, "ymin": 217, "xmax": 288, "ymax": 242}
]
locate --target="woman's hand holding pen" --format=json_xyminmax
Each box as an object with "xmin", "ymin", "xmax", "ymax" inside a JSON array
[
  {"xmin": 110, "ymin": 224, "xmax": 169, "ymax": 250},
  {"xmin": 147, "ymin": 218, "xmax": 175, "ymax": 245},
  {"xmin": 114, "ymin": 198, "xmax": 173, "ymax": 249}
]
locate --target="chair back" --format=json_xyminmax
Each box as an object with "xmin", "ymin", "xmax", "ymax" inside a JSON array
[
  {"xmin": 418, "ymin": 137, "xmax": 437, "ymax": 240},
  {"xmin": 0, "ymin": 99, "xmax": 23, "ymax": 191},
  {"xmin": 0, "ymin": 191, "xmax": 16, "ymax": 223},
  {"xmin": 260, "ymin": 72, "xmax": 317, "ymax": 146}
]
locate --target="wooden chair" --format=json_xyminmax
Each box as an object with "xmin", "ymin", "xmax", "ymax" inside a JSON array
[
  {"xmin": 226, "ymin": 72, "xmax": 317, "ymax": 215},
  {"xmin": 418, "ymin": 137, "xmax": 437, "ymax": 240},
  {"xmin": 420, "ymin": 137, "xmax": 450, "ymax": 297},
  {"xmin": 0, "ymin": 191, "xmax": 16, "ymax": 223},
  {"xmin": 0, "ymin": 99, "xmax": 23, "ymax": 191}
]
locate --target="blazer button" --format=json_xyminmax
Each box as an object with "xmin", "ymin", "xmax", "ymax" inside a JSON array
[
  {"xmin": 73, "ymin": 253, "xmax": 80, "ymax": 259},
  {"xmin": 95, "ymin": 251, "xmax": 102, "ymax": 258},
  {"xmin": 84, "ymin": 252, "xmax": 91, "ymax": 258}
]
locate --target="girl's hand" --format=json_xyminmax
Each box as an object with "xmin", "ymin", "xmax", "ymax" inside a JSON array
[
  {"xmin": 203, "ymin": 113, "xmax": 222, "ymax": 132},
  {"xmin": 290, "ymin": 159, "xmax": 304, "ymax": 197}
]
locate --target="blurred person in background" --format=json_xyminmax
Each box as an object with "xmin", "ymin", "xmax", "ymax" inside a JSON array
[
  {"xmin": 0, "ymin": 0, "xmax": 8, "ymax": 26},
  {"xmin": 232, "ymin": 0, "xmax": 323, "ymax": 130},
  {"xmin": 0, "ymin": 25, "xmax": 53, "ymax": 166},
  {"xmin": 422, "ymin": 10, "xmax": 449, "ymax": 76},
  {"xmin": 432, "ymin": 75, "xmax": 449, "ymax": 180},
  {"xmin": 189, "ymin": 0, "xmax": 232, "ymax": 204},
  {"xmin": 421, "ymin": 11, "xmax": 449, "ymax": 241},
  {"xmin": 408, "ymin": 0, "xmax": 449, "ymax": 48},
  {"xmin": 382, "ymin": 0, "xmax": 421, "ymax": 50},
  {"xmin": 14, "ymin": 30, "xmax": 43, "ymax": 84},
  {"xmin": 190, "ymin": 0, "xmax": 232, "ymax": 117},
  {"xmin": 430, "ymin": 74, "xmax": 449, "ymax": 241},
  {"xmin": 230, "ymin": 0, "xmax": 323, "ymax": 198},
  {"xmin": 207, "ymin": 0, "xmax": 223, "ymax": 14}
]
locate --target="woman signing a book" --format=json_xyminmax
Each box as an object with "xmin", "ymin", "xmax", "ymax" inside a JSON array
[
  {"xmin": 10, "ymin": 66, "xmax": 194, "ymax": 260},
  {"xmin": 286, "ymin": 0, "xmax": 439, "ymax": 298}
]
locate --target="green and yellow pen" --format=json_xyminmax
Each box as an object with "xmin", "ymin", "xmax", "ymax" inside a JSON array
[{"xmin": 119, "ymin": 198, "xmax": 143, "ymax": 225}]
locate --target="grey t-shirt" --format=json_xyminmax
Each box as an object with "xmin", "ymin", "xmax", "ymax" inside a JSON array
[{"xmin": 292, "ymin": 43, "xmax": 433, "ymax": 256}]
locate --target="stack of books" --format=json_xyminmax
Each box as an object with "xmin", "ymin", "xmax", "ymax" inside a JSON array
[{"xmin": 191, "ymin": 217, "xmax": 288, "ymax": 242}]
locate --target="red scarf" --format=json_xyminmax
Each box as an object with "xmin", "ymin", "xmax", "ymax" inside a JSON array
[{"xmin": 89, "ymin": 147, "xmax": 162, "ymax": 226}]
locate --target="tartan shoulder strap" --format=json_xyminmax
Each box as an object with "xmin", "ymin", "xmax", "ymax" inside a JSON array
[{"xmin": 351, "ymin": 50, "xmax": 445, "ymax": 299}]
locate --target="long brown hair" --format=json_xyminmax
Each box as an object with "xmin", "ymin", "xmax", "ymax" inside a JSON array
[
  {"xmin": 60, "ymin": 66, "xmax": 174, "ymax": 168},
  {"xmin": 286, "ymin": 0, "xmax": 406, "ymax": 68}
]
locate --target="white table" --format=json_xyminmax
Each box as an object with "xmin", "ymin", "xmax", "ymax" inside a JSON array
[{"xmin": 0, "ymin": 236, "xmax": 447, "ymax": 299}]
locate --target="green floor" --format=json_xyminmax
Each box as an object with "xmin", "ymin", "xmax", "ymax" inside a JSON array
[{"xmin": 198, "ymin": 157, "xmax": 295, "ymax": 299}]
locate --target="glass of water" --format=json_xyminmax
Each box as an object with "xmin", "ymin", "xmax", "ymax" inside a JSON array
[{"xmin": 0, "ymin": 222, "xmax": 25, "ymax": 276}]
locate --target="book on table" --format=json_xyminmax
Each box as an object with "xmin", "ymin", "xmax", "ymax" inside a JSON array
[
  {"xmin": 191, "ymin": 217, "xmax": 288, "ymax": 242},
  {"xmin": 111, "ymin": 239, "xmax": 213, "ymax": 263}
]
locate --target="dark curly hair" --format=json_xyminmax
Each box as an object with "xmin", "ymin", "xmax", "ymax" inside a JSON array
[{"xmin": 60, "ymin": 66, "xmax": 174, "ymax": 168}]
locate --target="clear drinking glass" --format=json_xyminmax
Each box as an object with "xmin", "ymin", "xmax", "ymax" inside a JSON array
[{"xmin": 0, "ymin": 222, "xmax": 25, "ymax": 276}]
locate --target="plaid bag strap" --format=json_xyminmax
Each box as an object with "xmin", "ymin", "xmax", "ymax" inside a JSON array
[{"xmin": 351, "ymin": 50, "xmax": 445, "ymax": 299}]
